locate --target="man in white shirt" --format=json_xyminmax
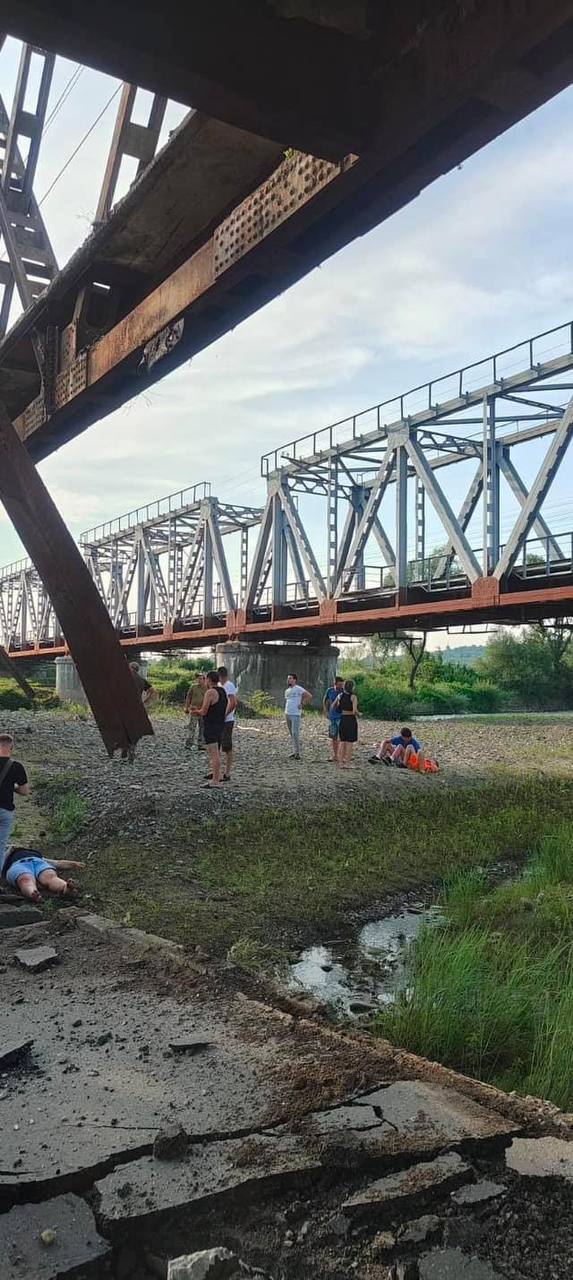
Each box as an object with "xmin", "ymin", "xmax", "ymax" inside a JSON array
[
  {"xmin": 284, "ymin": 672, "xmax": 311, "ymax": 759},
  {"xmin": 217, "ymin": 665, "xmax": 237, "ymax": 781}
]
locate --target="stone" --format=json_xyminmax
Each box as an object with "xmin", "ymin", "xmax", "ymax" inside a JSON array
[
  {"xmin": 168, "ymin": 1248, "xmax": 269, "ymax": 1279},
  {"xmin": 168, "ymin": 1036, "xmax": 212, "ymax": 1055},
  {"xmin": 97, "ymin": 1133, "xmax": 324, "ymax": 1234},
  {"xmin": 0, "ymin": 1037, "xmax": 33, "ymax": 1068},
  {"xmin": 153, "ymin": 1126, "xmax": 189, "ymax": 1160},
  {"xmin": 325, "ymin": 1212, "xmax": 350, "ymax": 1239},
  {"xmin": 505, "ymin": 1135, "xmax": 573, "ymax": 1180},
  {"xmin": 14, "ymin": 945, "xmax": 58, "ymax": 972},
  {"xmin": 343, "ymin": 1153, "xmax": 472, "ymax": 1220},
  {"xmin": 372, "ymin": 1231, "xmax": 397, "ymax": 1251},
  {"xmin": 0, "ymin": 1193, "xmax": 110, "ymax": 1279},
  {"xmin": 451, "ymin": 1180, "xmax": 505, "ymax": 1206},
  {"xmin": 399, "ymin": 1215, "xmax": 441, "ymax": 1245},
  {"xmin": 353, "ymin": 1081, "xmax": 517, "ymax": 1150},
  {"xmin": 0, "ymin": 904, "xmax": 43, "ymax": 928},
  {"xmin": 393, "ymin": 1264, "xmax": 419, "ymax": 1280},
  {"xmin": 419, "ymin": 1249, "xmax": 504, "ymax": 1278}
]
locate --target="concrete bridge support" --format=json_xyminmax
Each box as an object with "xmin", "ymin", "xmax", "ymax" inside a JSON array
[
  {"xmin": 55, "ymin": 656, "xmax": 89, "ymax": 706},
  {"xmin": 215, "ymin": 641, "xmax": 339, "ymax": 709}
]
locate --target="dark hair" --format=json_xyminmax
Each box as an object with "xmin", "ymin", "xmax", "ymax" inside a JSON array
[
  {"xmin": 217, "ymin": 665, "xmax": 228, "ymax": 679},
  {"xmin": 289, "ymin": 672, "xmax": 298, "ymax": 681},
  {"xmin": 344, "ymin": 679, "xmax": 354, "ymax": 694},
  {"xmin": 335, "ymin": 675, "xmax": 344, "ymax": 683},
  {"xmin": 401, "ymin": 726, "xmax": 412, "ymax": 738},
  {"xmin": 207, "ymin": 670, "xmax": 220, "ymax": 686},
  {"xmin": 129, "ymin": 661, "xmax": 139, "ymax": 671},
  {"xmin": 0, "ymin": 733, "xmax": 14, "ymax": 747}
]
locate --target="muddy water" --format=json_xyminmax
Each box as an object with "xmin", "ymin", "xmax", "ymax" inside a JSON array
[{"xmin": 286, "ymin": 905, "xmax": 442, "ymax": 1017}]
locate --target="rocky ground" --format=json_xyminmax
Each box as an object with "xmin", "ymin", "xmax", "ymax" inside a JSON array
[
  {"xmin": 2, "ymin": 707, "xmax": 572, "ymax": 851},
  {"xmin": 2, "ymin": 913, "xmax": 573, "ymax": 1280}
]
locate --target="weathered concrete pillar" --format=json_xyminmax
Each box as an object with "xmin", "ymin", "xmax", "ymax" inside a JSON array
[
  {"xmin": 215, "ymin": 641, "xmax": 339, "ymax": 708},
  {"xmin": 55, "ymin": 656, "xmax": 89, "ymax": 705}
]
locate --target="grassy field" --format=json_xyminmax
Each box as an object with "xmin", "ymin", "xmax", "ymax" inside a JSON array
[
  {"xmin": 81, "ymin": 773, "xmax": 573, "ymax": 960},
  {"xmin": 375, "ymin": 818, "xmax": 573, "ymax": 1108}
]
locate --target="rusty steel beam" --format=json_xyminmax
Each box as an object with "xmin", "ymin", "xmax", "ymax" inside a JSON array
[
  {"xmin": 0, "ymin": 401, "xmax": 154, "ymax": 755},
  {"xmin": 95, "ymin": 83, "xmax": 169, "ymax": 224}
]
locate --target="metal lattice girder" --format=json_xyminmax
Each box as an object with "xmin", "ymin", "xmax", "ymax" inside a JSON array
[
  {"xmin": 205, "ymin": 498, "xmax": 236, "ymax": 613},
  {"xmin": 0, "ymin": 45, "xmax": 57, "ymax": 334},
  {"xmin": 434, "ymin": 464, "xmax": 484, "ymax": 578},
  {"xmin": 0, "ymin": 400, "xmax": 153, "ymax": 756},
  {"xmin": 498, "ymin": 451, "xmax": 565, "ymax": 561},
  {"xmin": 337, "ymin": 444, "xmax": 395, "ymax": 595},
  {"xmin": 494, "ymin": 397, "xmax": 573, "ymax": 580},
  {"xmin": 276, "ymin": 479, "xmax": 326, "ymax": 601},
  {"xmin": 96, "ymin": 82, "xmax": 169, "ymax": 223},
  {"xmin": 405, "ymin": 434, "xmax": 482, "ymax": 583}
]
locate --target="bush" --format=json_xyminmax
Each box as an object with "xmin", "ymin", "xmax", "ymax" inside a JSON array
[
  {"xmin": 464, "ymin": 680, "xmax": 506, "ymax": 713},
  {"xmin": 414, "ymin": 682, "xmax": 469, "ymax": 715},
  {"xmin": 0, "ymin": 679, "xmax": 31, "ymax": 710}
]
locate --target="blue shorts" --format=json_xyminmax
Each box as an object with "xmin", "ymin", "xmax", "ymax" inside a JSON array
[
  {"xmin": 328, "ymin": 720, "xmax": 341, "ymax": 739},
  {"xmin": 5, "ymin": 855, "xmax": 53, "ymax": 887}
]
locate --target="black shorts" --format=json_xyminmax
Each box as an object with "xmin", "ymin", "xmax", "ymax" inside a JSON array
[
  {"xmin": 221, "ymin": 721, "xmax": 234, "ymax": 753},
  {"xmin": 203, "ymin": 726, "xmax": 223, "ymax": 748},
  {"xmin": 339, "ymin": 716, "xmax": 358, "ymax": 743}
]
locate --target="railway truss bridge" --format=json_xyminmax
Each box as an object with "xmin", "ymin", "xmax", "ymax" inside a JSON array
[{"xmin": 2, "ymin": 320, "xmax": 573, "ymax": 659}]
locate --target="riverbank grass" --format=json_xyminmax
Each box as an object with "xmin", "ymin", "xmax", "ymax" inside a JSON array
[{"xmin": 375, "ymin": 819, "xmax": 573, "ymax": 1108}]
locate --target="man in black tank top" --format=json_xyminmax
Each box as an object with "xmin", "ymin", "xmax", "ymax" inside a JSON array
[{"xmin": 191, "ymin": 671, "xmax": 228, "ymax": 787}]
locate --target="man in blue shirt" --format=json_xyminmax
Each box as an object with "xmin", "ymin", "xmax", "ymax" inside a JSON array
[
  {"xmin": 323, "ymin": 676, "xmax": 344, "ymax": 762},
  {"xmin": 369, "ymin": 726, "xmax": 424, "ymax": 769}
]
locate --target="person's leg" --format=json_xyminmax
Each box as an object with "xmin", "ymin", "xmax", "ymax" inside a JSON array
[
  {"xmin": 206, "ymin": 742, "xmax": 222, "ymax": 785},
  {"xmin": 37, "ymin": 868, "xmax": 72, "ymax": 895},
  {"xmin": 392, "ymin": 744, "xmax": 406, "ymax": 766},
  {"xmin": 14, "ymin": 872, "xmax": 41, "ymax": 901},
  {"xmin": 291, "ymin": 716, "xmax": 301, "ymax": 758},
  {"xmin": 197, "ymin": 715, "xmax": 206, "ymax": 751},
  {"xmin": 0, "ymin": 808, "xmax": 14, "ymax": 863},
  {"xmin": 185, "ymin": 715, "xmax": 197, "ymax": 749},
  {"xmin": 329, "ymin": 724, "xmax": 339, "ymax": 762},
  {"xmin": 221, "ymin": 724, "xmax": 233, "ymax": 779},
  {"xmin": 416, "ymin": 749, "xmax": 426, "ymax": 772},
  {"xmin": 286, "ymin": 715, "xmax": 293, "ymax": 747}
]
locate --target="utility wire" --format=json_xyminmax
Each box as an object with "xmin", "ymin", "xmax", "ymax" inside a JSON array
[
  {"xmin": 38, "ymin": 81, "xmax": 121, "ymax": 208},
  {"xmin": 43, "ymin": 64, "xmax": 84, "ymax": 135}
]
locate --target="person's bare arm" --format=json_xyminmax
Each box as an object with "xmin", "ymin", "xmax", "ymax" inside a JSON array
[
  {"xmin": 195, "ymin": 689, "xmax": 215, "ymax": 717},
  {"xmin": 142, "ymin": 686, "xmax": 157, "ymax": 706},
  {"xmin": 226, "ymin": 692, "xmax": 237, "ymax": 716},
  {"xmin": 302, "ymin": 690, "xmax": 312, "ymax": 706},
  {"xmin": 15, "ymin": 783, "xmax": 29, "ymax": 796}
]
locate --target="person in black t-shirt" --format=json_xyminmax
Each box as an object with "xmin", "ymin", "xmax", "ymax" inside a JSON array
[{"xmin": 0, "ymin": 733, "xmax": 29, "ymax": 874}]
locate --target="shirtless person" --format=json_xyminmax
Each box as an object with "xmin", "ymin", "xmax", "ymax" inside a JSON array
[{"xmin": 1, "ymin": 846, "xmax": 85, "ymax": 901}]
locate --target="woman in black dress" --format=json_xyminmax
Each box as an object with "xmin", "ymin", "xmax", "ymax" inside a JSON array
[{"xmin": 336, "ymin": 679, "xmax": 358, "ymax": 769}]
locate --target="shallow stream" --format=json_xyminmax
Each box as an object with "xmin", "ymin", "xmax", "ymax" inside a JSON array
[{"xmin": 286, "ymin": 903, "xmax": 443, "ymax": 1018}]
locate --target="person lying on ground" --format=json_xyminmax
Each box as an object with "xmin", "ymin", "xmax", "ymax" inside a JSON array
[
  {"xmin": 1, "ymin": 846, "xmax": 86, "ymax": 901},
  {"xmin": 129, "ymin": 661, "xmax": 157, "ymax": 708},
  {"xmin": 369, "ymin": 726, "xmax": 424, "ymax": 769}
]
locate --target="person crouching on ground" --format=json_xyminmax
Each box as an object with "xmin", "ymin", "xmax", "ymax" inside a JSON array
[
  {"xmin": 369, "ymin": 726, "xmax": 425, "ymax": 771},
  {"xmin": 2, "ymin": 846, "xmax": 86, "ymax": 900},
  {"xmin": 323, "ymin": 675, "xmax": 344, "ymax": 762},
  {"xmin": 333, "ymin": 679, "xmax": 359, "ymax": 769},
  {"xmin": 191, "ymin": 671, "xmax": 228, "ymax": 788}
]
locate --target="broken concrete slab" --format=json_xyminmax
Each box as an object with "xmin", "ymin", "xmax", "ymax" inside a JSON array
[
  {"xmin": 505, "ymin": 1135, "xmax": 573, "ymax": 1180},
  {"xmin": 96, "ymin": 1133, "xmax": 324, "ymax": 1236},
  {"xmin": 0, "ymin": 1037, "xmax": 33, "ymax": 1068},
  {"xmin": 154, "ymin": 1126, "xmax": 189, "ymax": 1160},
  {"xmin": 168, "ymin": 1249, "xmax": 269, "ymax": 1279},
  {"xmin": 14, "ymin": 944, "xmax": 58, "ymax": 972},
  {"xmin": 399, "ymin": 1214, "xmax": 441, "ymax": 1245},
  {"xmin": 0, "ymin": 904, "xmax": 43, "ymax": 928},
  {"xmin": 419, "ymin": 1249, "xmax": 505, "ymax": 1278},
  {"xmin": 451, "ymin": 1180, "xmax": 505, "ymax": 1206},
  {"xmin": 0, "ymin": 1192, "xmax": 110, "ymax": 1279},
  {"xmin": 342, "ymin": 1152, "xmax": 472, "ymax": 1220},
  {"xmin": 351, "ymin": 1081, "xmax": 518, "ymax": 1151},
  {"xmin": 313, "ymin": 1104, "xmax": 384, "ymax": 1134}
]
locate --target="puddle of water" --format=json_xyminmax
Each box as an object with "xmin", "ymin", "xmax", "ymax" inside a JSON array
[{"xmin": 287, "ymin": 905, "xmax": 442, "ymax": 1018}]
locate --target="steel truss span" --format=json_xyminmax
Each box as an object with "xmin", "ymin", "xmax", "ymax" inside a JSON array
[{"xmin": 2, "ymin": 321, "xmax": 573, "ymax": 660}]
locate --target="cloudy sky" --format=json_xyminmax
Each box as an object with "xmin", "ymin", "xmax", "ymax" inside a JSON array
[{"xmin": 1, "ymin": 35, "xmax": 572, "ymax": 589}]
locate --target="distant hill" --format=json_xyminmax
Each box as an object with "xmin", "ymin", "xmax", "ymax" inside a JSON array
[{"xmin": 439, "ymin": 644, "xmax": 486, "ymax": 666}]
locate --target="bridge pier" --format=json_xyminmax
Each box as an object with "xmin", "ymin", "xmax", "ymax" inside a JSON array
[
  {"xmin": 215, "ymin": 641, "xmax": 339, "ymax": 709},
  {"xmin": 55, "ymin": 656, "xmax": 89, "ymax": 706}
]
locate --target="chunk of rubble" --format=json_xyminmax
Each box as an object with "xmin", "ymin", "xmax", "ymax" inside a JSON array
[
  {"xmin": 14, "ymin": 945, "xmax": 58, "ymax": 972},
  {"xmin": 96, "ymin": 1132, "xmax": 323, "ymax": 1235},
  {"xmin": 168, "ymin": 1036, "xmax": 212, "ymax": 1055},
  {"xmin": 451, "ymin": 1180, "xmax": 505, "ymax": 1206},
  {"xmin": 349, "ymin": 1081, "xmax": 517, "ymax": 1151},
  {"xmin": 343, "ymin": 1152, "xmax": 472, "ymax": 1220},
  {"xmin": 505, "ymin": 1136, "xmax": 573, "ymax": 1180},
  {"xmin": 168, "ymin": 1248, "xmax": 269, "ymax": 1279},
  {"xmin": 153, "ymin": 1126, "xmax": 189, "ymax": 1160},
  {"xmin": 0, "ymin": 1038, "xmax": 33, "ymax": 1068},
  {"xmin": 0, "ymin": 1193, "xmax": 110, "ymax": 1279},
  {"xmin": 399, "ymin": 1214, "xmax": 441, "ymax": 1245},
  {"xmin": 0, "ymin": 904, "xmax": 43, "ymax": 928},
  {"xmin": 419, "ymin": 1248, "xmax": 505, "ymax": 1278}
]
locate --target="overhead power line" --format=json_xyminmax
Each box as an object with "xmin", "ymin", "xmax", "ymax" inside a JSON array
[
  {"xmin": 43, "ymin": 64, "xmax": 84, "ymax": 135},
  {"xmin": 38, "ymin": 81, "xmax": 122, "ymax": 207}
]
